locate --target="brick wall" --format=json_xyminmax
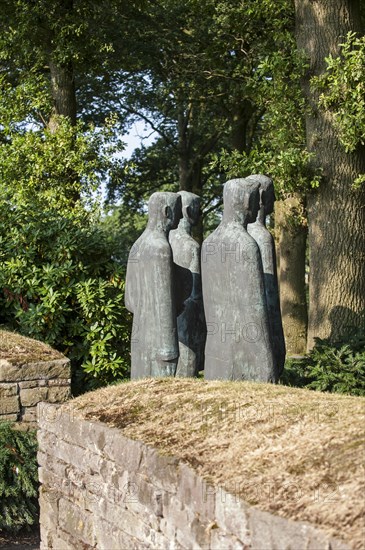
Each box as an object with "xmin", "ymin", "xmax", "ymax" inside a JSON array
[{"xmin": 38, "ymin": 402, "xmax": 350, "ymax": 550}]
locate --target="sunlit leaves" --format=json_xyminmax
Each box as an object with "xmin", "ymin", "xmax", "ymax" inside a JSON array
[{"xmin": 312, "ymin": 32, "xmax": 365, "ymax": 154}]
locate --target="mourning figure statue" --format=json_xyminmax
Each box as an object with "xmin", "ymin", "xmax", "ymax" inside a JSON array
[
  {"xmin": 201, "ymin": 178, "xmax": 277, "ymax": 382},
  {"xmin": 247, "ymin": 174, "xmax": 286, "ymax": 376},
  {"xmin": 169, "ymin": 191, "xmax": 206, "ymax": 377},
  {"xmin": 125, "ymin": 192, "xmax": 182, "ymax": 379}
]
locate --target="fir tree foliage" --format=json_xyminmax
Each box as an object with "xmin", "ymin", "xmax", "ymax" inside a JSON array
[
  {"xmin": 0, "ymin": 423, "xmax": 38, "ymax": 532},
  {"xmin": 282, "ymin": 332, "xmax": 365, "ymax": 396}
]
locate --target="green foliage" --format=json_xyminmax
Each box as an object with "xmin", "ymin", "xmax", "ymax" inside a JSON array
[
  {"xmin": 109, "ymin": 139, "xmax": 180, "ymax": 208},
  {"xmin": 100, "ymin": 204, "xmax": 147, "ymax": 265},
  {"xmin": 281, "ymin": 335, "xmax": 365, "ymax": 396},
  {"xmin": 0, "ymin": 93, "xmax": 131, "ymax": 390},
  {"xmin": 0, "ymin": 423, "xmax": 38, "ymax": 532},
  {"xmin": 0, "ymin": 0, "xmax": 134, "ymax": 392},
  {"xmin": 0, "ymin": 192, "xmax": 132, "ymax": 390},
  {"xmin": 210, "ymin": 31, "xmax": 322, "ymax": 196},
  {"xmin": 0, "ymin": 0, "xmax": 144, "ymax": 125},
  {"xmin": 213, "ymin": 145, "xmax": 320, "ymax": 199},
  {"xmin": 312, "ymin": 32, "xmax": 365, "ymax": 157},
  {"xmin": 108, "ymin": 0, "xmax": 317, "ymax": 218}
]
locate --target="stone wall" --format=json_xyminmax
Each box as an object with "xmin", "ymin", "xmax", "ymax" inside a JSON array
[
  {"xmin": 0, "ymin": 332, "xmax": 71, "ymax": 425},
  {"xmin": 38, "ymin": 402, "xmax": 350, "ymax": 550}
]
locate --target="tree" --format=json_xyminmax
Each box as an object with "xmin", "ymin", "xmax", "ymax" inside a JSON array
[
  {"xmin": 275, "ymin": 197, "xmax": 308, "ymax": 354},
  {"xmin": 0, "ymin": 116, "xmax": 132, "ymax": 390},
  {"xmin": 0, "ymin": 1, "xmax": 139, "ymax": 389},
  {"xmin": 104, "ymin": 0, "xmax": 316, "ymax": 353},
  {"xmin": 294, "ymin": 0, "xmax": 365, "ymax": 348},
  {"xmin": 211, "ymin": 1, "xmax": 314, "ymax": 354},
  {"xmin": 0, "ymin": 423, "xmax": 38, "ymax": 531},
  {"xmin": 109, "ymin": 0, "xmax": 234, "ymax": 212}
]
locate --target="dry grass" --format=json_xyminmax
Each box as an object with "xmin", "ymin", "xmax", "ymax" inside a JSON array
[
  {"xmin": 70, "ymin": 378, "xmax": 365, "ymax": 549},
  {"xmin": 0, "ymin": 329, "xmax": 63, "ymax": 364}
]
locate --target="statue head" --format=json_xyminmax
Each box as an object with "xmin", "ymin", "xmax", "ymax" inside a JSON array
[
  {"xmin": 178, "ymin": 191, "xmax": 201, "ymax": 227},
  {"xmin": 147, "ymin": 192, "xmax": 182, "ymax": 233},
  {"xmin": 245, "ymin": 174, "xmax": 275, "ymax": 216},
  {"xmin": 223, "ymin": 178, "xmax": 260, "ymax": 226}
]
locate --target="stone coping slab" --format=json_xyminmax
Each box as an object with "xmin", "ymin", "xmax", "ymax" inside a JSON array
[{"xmin": 0, "ymin": 330, "xmax": 69, "ymax": 382}]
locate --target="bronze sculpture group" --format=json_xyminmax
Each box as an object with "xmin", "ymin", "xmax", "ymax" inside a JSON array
[{"xmin": 125, "ymin": 176, "xmax": 286, "ymax": 382}]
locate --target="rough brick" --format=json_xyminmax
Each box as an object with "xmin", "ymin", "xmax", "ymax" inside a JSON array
[
  {"xmin": 58, "ymin": 498, "xmax": 96, "ymax": 546},
  {"xmin": 161, "ymin": 493, "xmax": 211, "ymax": 549},
  {"xmin": 38, "ymin": 404, "xmax": 110, "ymax": 454},
  {"xmin": 0, "ymin": 382, "xmax": 18, "ymax": 397},
  {"xmin": 18, "ymin": 380, "xmax": 41, "ymax": 389},
  {"xmin": 92, "ymin": 518, "xmax": 122, "ymax": 550},
  {"xmin": 37, "ymin": 429, "xmax": 59, "ymax": 457},
  {"xmin": 139, "ymin": 445, "xmax": 179, "ymax": 494},
  {"xmin": 0, "ymin": 412, "xmax": 19, "ymax": 421},
  {"xmin": 215, "ymin": 487, "xmax": 250, "ymax": 544},
  {"xmin": 177, "ymin": 462, "xmax": 215, "ymax": 522},
  {"xmin": 41, "ymin": 531, "xmax": 74, "ymax": 550},
  {"xmin": 38, "ymin": 403, "xmax": 79, "ymax": 437},
  {"xmin": 38, "ymin": 429, "xmax": 102, "ymax": 474},
  {"xmin": 21, "ymin": 387, "xmax": 49, "ymax": 407},
  {"xmin": 46, "ymin": 386, "xmax": 71, "ymax": 403},
  {"xmin": 103, "ymin": 426, "xmax": 145, "ymax": 469},
  {"xmin": 21, "ymin": 384, "xmax": 69, "ymax": 408},
  {"xmin": 210, "ymin": 529, "xmax": 248, "ymax": 550},
  {"xmin": 127, "ymin": 471, "xmax": 164, "ymax": 517},
  {"xmin": 39, "ymin": 486, "xmax": 60, "ymax": 546},
  {"xmin": 159, "ymin": 516, "xmax": 178, "ymax": 544},
  {"xmin": 38, "ymin": 411, "xmax": 352, "ymax": 550},
  {"xmin": 48, "ymin": 378, "xmax": 72, "ymax": 386},
  {"xmin": 247, "ymin": 507, "xmax": 349, "ymax": 550},
  {"xmin": 0, "ymin": 394, "xmax": 20, "ymax": 415},
  {"xmin": 175, "ymin": 515, "xmax": 211, "ymax": 549},
  {"xmin": 21, "ymin": 406, "xmax": 38, "ymax": 423}
]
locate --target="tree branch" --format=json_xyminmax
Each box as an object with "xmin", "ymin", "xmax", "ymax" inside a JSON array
[{"xmin": 117, "ymin": 100, "xmax": 177, "ymax": 149}]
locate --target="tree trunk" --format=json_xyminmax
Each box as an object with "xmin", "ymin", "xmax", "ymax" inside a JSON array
[
  {"xmin": 275, "ymin": 197, "xmax": 308, "ymax": 354},
  {"xmin": 46, "ymin": 0, "xmax": 77, "ymax": 132},
  {"xmin": 48, "ymin": 59, "xmax": 77, "ymax": 132},
  {"xmin": 294, "ymin": 0, "xmax": 365, "ymax": 349},
  {"xmin": 177, "ymin": 107, "xmax": 191, "ymax": 191},
  {"xmin": 230, "ymin": 101, "xmax": 255, "ymax": 152}
]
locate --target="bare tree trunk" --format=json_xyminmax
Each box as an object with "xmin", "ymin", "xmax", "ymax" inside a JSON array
[
  {"xmin": 294, "ymin": 0, "xmax": 365, "ymax": 349},
  {"xmin": 275, "ymin": 197, "xmax": 308, "ymax": 354},
  {"xmin": 48, "ymin": 59, "xmax": 77, "ymax": 132},
  {"xmin": 177, "ymin": 108, "xmax": 191, "ymax": 191},
  {"xmin": 230, "ymin": 102, "xmax": 253, "ymax": 152},
  {"xmin": 46, "ymin": 0, "xmax": 77, "ymax": 132}
]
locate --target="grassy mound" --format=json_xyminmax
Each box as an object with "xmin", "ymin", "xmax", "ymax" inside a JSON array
[
  {"xmin": 0, "ymin": 330, "xmax": 63, "ymax": 365},
  {"xmin": 69, "ymin": 378, "xmax": 365, "ymax": 549}
]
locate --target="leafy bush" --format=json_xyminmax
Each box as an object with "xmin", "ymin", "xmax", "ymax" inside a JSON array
[
  {"xmin": 0, "ymin": 192, "xmax": 132, "ymax": 391},
  {"xmin": 281, "ymin": 334, "xmax": 365, "ymax": 396},
  {"xmin": 0, "ymin": 111, "xmax": 132, "ymax": 391},
  {"xmin": 0, "ymin": 423, "xmax": 38, "ymax": 532}
]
